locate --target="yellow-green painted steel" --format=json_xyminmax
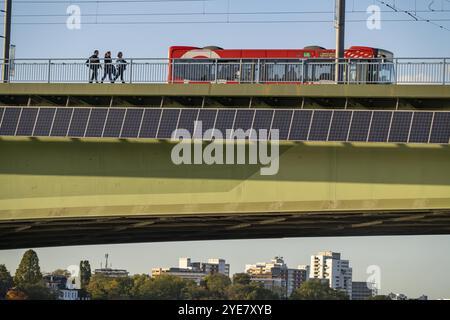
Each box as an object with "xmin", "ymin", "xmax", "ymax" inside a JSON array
[
  {"xmin": 1, "ymin": 137, "xmax": 450, "ymax": 221},
  {"xmin": 1, "ymin": 83, "xmax": 450, "ymax": 98}
]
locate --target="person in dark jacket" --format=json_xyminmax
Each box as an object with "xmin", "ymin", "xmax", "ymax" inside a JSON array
[
  {"xmin": 114, "ymin": 51, "xmax": 127, "ymax": 84},
  {"xmin": 101, "ymin": 51, "xmax": 115, "ymax": 83},
  {"xmin": 86, "ymin": 50, "xmax": 101, "ymax": 83}
]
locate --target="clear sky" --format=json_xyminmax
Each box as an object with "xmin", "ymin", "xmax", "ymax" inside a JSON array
[{"xmin": 1, "ymin": 0, "xmax": 450, "ymax": 300}]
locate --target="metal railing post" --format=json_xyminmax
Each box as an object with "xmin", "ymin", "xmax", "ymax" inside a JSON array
[
  {"xmin": 394, "ymin": 58, "xmax": 398, "ymax": 84},
  {"xmin": 214, "ymin": 59, "xmax": 218, "ymax": 83},
  {"xmin": 129, "ymin": 59, "xmax": 133, "ymax": 84},
  {"xmin": 301, "ymin": 59, "xmax": 305, "ymax": 84},
  {"xmin": 443, "ymin": 58, "xmax": 447, "ymax": 85},
  {"xmin": 47, "ymin": 59, "xmax": 51, "ymax": 83}
]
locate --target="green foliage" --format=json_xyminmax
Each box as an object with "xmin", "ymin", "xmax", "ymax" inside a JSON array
[
  {"xmin": 290, "ymin": 279, "xmax": 349, "ymax": 300},
  {"xmin": 232, "ymin": 273, "xmax": 251, "ymax": 286},
  {"xmin": 14, "ymin": 250, "xmax": 43, "ymax": 286},
  {"xmin": 0, "ymin": 264, "xmax": 13, "ymax": 300},
  {"xmin": 86, "ymin": 274, "xmax": 133, "ymax": 300},
  {"xmin": 227, "ymin": 283, "xmax": 279, "ymax": 300},
  {"xmin": 137, "ymin": 275, "xmax": 193, "ymax": 300},
  {"xmin": 79, "ymin": 260, "xmax": 92, "ymax": 289},
  {"xmin": 18, "ymin": 282, "xmax": 57, "ymax": 300},
  {"xmin": 204, "ymin": 273, "xmax": 232, "ymax": 299}
]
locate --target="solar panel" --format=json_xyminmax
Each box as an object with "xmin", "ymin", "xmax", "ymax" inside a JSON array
[
  {"xmin": 33, "ymin": 108, "xmax": 56, "ymax": 137},
  {"xmin": 233, "ymin": 109, "xmax": 255, "ymax": 132},
  {"xmin": 194, "ymin": 109, "xmax": 217, "ymax": 140},
  {"xmin": 103, "ymin": 109, "xmax": 126, "ymax": 138},
  {"xmin": 0, "ymin": 107, "xmax": 21, "ymax": 136},
  {"xmin": 328, "ymin": 111, "xmax": 352, "ymax": 142},
  {"xmin": 287, "ymin": 110, "xmax": 310, "ymax": 141},
  {"xmin": 368, "ymin": 111, "xmax": 392, "ymax": 142},
  {"xmin": 429, "ymin": 112, "xmax": 450, "ymax": 144},
  {"xmin": 157, "ymin": 109, "xmax": 181, "ymax": 139},
  {"xmin": 251, "ymin": 109, "xmax": 274, "ymax": 140},
  {"xmin": 16, "ymin": 108, "xmax": 38, "ymax": 136},
  {"xmin": 388, "ymin": 112, "xmax": 413, "ymax": 143},
  {"xmin": 214, "ymin": 109, "xmax": 236, "ymax": 140},
  {"xmin": 139, "ymin": 108, "xmax": 162, "ymax": 138},
  {"xmin": 348, "ymin": 111, "xmax": 372, "ymax": 142},
  {"xmin": 308, "ymin": 110, "xmax": 332, "ymax": 141},
  {"xmin": 68, "ymin": 108, "xmax": 90, "ymax": 137},
  {"xmin": 408, "ymin": 112, "xmax": 433, "ymax": 143},
  {"xmin": 121, "ymin": 108, "xmax": 144, "ymax": 138},
  {"xmin": 176, "ymin": 108, "xmax": 199, "ymax": 137},
  {"xmin": 85, "ymin": 108, "xmax": 108, "ymax": 138},
  {"xmin": 51, "ymin": 108, "xmax": 73, "ymax": 137},
  {"xmin": 1, "ymin": 107, "xmax": 449, "ymax": 146}
]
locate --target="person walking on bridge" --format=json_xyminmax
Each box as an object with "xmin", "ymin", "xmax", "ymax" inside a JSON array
[
  {"xmin": 101, "ymin": 51, "xmax": 115, "ymax": 83},
  {"xmin": 114, "ymin": 51, "xmax": 128, "ymax": 84},
  {"xmin": 86, "ymin": 50, "xmax": 101, "ymax": 83}
]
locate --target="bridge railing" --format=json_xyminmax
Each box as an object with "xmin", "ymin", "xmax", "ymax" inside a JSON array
[{"xmin": 0, "ymin": 57, "xmax": 449, "ymax": 85}]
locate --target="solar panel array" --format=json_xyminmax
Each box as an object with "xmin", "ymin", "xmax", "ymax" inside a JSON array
[{"xmin": 1, "ymin": 106, "xmax": 450, "ymax": 144}]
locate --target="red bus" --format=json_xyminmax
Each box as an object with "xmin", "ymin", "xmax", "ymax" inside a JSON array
[{"xmin": 168, "ymin": 45, "xmax": 394, "ymax": 84}]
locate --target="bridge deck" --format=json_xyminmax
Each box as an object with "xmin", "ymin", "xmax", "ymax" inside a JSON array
[{"xmin": 1, "ymin": 84, "xmax": 450, "ymax": 109}]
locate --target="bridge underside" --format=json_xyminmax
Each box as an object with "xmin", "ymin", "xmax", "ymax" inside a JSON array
[
  {"xmin": 1, "ymin": 210, "xmax": 450, "ymax": 249},
  {"xmin": 1, "ymin": 83, "xmax": 450, "ymax": 109},
  {"xmin": 1, "ymin": 138, "xmax": 450, "ymax": 249}
]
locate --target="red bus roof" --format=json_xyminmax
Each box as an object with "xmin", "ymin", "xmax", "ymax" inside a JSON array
[{"xmin": 169, "ymin": 46, "xmax": 387, "ymax": 59}]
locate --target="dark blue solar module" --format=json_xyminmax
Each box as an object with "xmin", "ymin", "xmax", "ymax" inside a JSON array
[
  {"xmin": 139, "ymin": 108, "xmax": 162, "ymax": 138},
  {"xmin": 157, "ymin": 109, "xmax": 181, "ymax": 139},
  {"xmin": 16, "ymin": 108, "xmax": 38, "ymax": 136},
  {"xmin": 85, "ymin": 108, "xmax": 108, "ymax": 137},
  {"xmin": 287, "ymin": 110, "xmax": 310, "ymax": 141},
  {"xmin": 408, "ymin": 112, "xmax": 433, "ymax": 143},
  {"xmin": 328, "ymin": 111, "xmax": 352, "ymax": 141},
  {"xmin": 68, "ymin": 108, "xmax": 90, "ymax": 137},
  {"xmin": 429, "ymin": 112, "xmax": 450, "ymax": 144},
  {"xmin": 348, "ymin": 111, "xmax": 372, "ymax": 142},
  {"xmin": 214, "ymin": 109, "xmax": 237, "ymax": 140},
  {"xmin": 233, "ymin": 109, "xmax": 255, "ymax": 133},
  {"xmin": 103, "ymin": 109, "xmax": 126, "ymax": 138},
  {"xmin": 388, "ymin": 112, "xmax": 413, "ymax": 143},
  {"xmin": 269, "ymin": 110, "xmax": 293, "ymax": 140},
  {"xmin": 368, "ymin": 111, "xmax": 392, "ymax": 142},
  {"xmin": 176, "ymin": 108, "xmax": 199, "ymax": 137},
  {"xmin": 251, "ymin": 109, "xmax": 274, "ymax": 140},
  {"xmin": 51, "ymin": 108, "xmax": 73, "ymax": 137},
  {"xmin": 194, "ymin": 109, "xmax": 217, "ymax": 140},
  {"xmin": 308, "ymin": 110, "xmax": 332, "ymax": 141},
  {"xmin": 0, "ymin": 107, "xmax": 21, "ymax": 136},
  {"xmin": 33, "ymin": 108, "xmax": 56, "ymax": 137},
  {"xmin": 121, "ymin": 108, "xmax": 144, "ymax": 138}
]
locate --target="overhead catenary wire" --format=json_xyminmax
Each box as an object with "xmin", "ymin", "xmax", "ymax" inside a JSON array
[
  {"xmin": 11, "ymin": 19, "xmax": 450, "ymax": 25},
  {"xmin": 376, "ymin": 0, "xmax": 450, "ymax": 32}
]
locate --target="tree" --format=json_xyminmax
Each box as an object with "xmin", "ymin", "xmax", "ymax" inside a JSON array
[
  {"xmin": 86, "ymin": 274, "xmax": 133, "ymax": 300},
  {"xmin": 232, "ymin": 273, "xmax": 251, "ymax": 286},
  {"xmin": 137, "ymin": 275, "xmax": 192, "ymax": 300},
  {"xmin": 51, "ymin": 269, "xmax": 70, "ymax": 277},
  {"xmin": 204, "ymin": 273, "xmax": 231, "ymax": 300},
  {"xmin": 227, "ymin": 283, "xmax": 279, "ymax": 300},
  {"xmin": 80, "ymin": 260, "xmax": 92, "ymax": 289},
  {"xmin": 6, "ymin": 288, "xmax": 28, "ymax": 300},
  {"xmin": 14, "ymin": 250, "xmax": 42, "ymax": 286},
  {"xmin": 290, "ymin": 280, "xmax": 349, "ymax": 300},
  {"xmin": 18, "ymin": 283, "xmax": 57, "ymax": 300},
  {"xmin": 0, "ymin": 264, "xmax": 13, "ymax": 299}
]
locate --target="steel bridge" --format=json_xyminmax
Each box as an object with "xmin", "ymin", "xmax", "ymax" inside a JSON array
[{"xmin": 1, "ymin": 59, "xmax": 450, "ymax": 249}]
